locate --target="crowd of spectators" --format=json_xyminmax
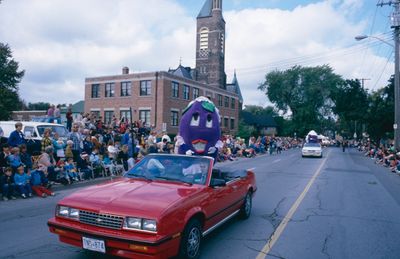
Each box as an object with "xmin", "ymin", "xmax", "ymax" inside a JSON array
[
  {"xmin": 0, "ymin": 109, "xmax": 300, "ymax": 201},
  {"xmin": 357, "ymin": 140, "xmax": 400, "ymax": 173}
]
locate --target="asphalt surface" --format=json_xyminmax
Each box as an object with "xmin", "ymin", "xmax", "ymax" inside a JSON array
[{"xmin": 1, "ymin": 147, "xmax": 400, "ymax": 259}]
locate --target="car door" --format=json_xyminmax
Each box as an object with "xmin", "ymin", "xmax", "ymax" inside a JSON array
[{"xmin": 201, "ymin": 171, "xmax": 236, "ymax": 231}]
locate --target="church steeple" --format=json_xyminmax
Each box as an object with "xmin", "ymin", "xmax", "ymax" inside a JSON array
[
  {"xmin": 213, "ymin": 0, "xmax": 222, "ymax": 10},
  {"xmin": 196, "ymin": 0, "xmax": 226, "ymax": 89}
]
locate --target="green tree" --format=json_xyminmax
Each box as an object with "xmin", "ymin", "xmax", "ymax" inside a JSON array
[
  {"xmin": 365, "ymin": 76, "xmax": 394, "ymax": 144},
  {"xmin": 28, "ymin": 102, "xmax": 51, "ymax": 111},
  {"xmin": 331, "ymin": 79, "xmax": 369, "ymax": 137},
  {"xmin": 258, "ymin": 65, "xmax": 343, "ymax": 136},
  {"xmin": 0, "ymin": 43, "xmax": 25, "ymax": 120}
]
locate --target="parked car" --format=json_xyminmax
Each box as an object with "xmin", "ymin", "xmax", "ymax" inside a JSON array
[
  {"xmin": 0, "ymin": 121, "xmax": 68, "ymax": 153},
  {"xmin": 48, "ymin": 154, "xmax": 257, "ymax": 258},
  {"xmin": 302, "ymin": 142, "xmax": 323, "ymax": 158}
]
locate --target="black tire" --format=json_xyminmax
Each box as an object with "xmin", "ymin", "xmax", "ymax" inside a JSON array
[
  {"xmin": 178, "ymin": 219, "xmax": 202, "ymax": 259},
  {"xmin": 239, "ymin": 191, "xmax": 252, "ymax": 219}
]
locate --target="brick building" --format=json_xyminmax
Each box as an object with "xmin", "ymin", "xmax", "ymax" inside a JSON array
[{"xmin": 84, "ymin": 0, "xmax": 243, "ymax": 135}]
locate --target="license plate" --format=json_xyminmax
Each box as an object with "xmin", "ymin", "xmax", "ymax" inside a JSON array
[{"xmin": 82, "ymin": 237, "xmax": 106, "ymax": 253}]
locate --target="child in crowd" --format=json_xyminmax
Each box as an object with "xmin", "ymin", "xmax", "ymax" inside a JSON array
[
  {"xmin": 1, "ymin": 167, "xmax": 16, "ymax": 200},
  {"xmin": 64, "ymin": 158, "xmax": 80, "ymax": 181},
  {"xmin": 0, "ymin": 144, "xmax": 11, "ymax": 175},
  {"xmin": 14, "ymin": 165, "xmax": 32, "ymax": 198},
  {"xmin": 77, "ymin": 152, "xmax": 93, "ymax": 180},
  {"xmin": 30, "ymin": 165, "xmax": 55, "ymax": 197},
  {"xmin": 7, "ymin": 147, "xmax": 23, "ymax": 173},
  {"xmin": 56, "ymin": 159, "xmax": 70, "ymax": 185},
  {"xmin": 65, "ymin": 140, "xmax": 74, "ymax": 161},
  {"xmin": 19, "ymin": 144, "xmax": 32, "ymax": 173}
]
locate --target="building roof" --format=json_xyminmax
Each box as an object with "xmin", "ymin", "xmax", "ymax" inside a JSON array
[
  {"xmin": 227, "ymin": 71, "xmax": 243, "ymax": 102},
  {"xmin": 241, "ymin": 110, "xmax": 278, "ymax": 128},
  {"xmin": 198, "ymin": 0, "xmax": 213, "ymax": 18},
  {"xmin": 168, "ymin": 65, "xmax": 193, "ymax": 80},
  {"xmin": 61, "ymin": 100, "xmax": 84, "ymax": 113}
]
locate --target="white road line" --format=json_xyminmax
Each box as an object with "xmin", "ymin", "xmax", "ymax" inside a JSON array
[
  {"xmin": 256, "ymin": 150, "xmax": 330, "ymax": 259},
  {"xmin": 271, "ymin": 159, "xmax": 281, "ymax": 164}
]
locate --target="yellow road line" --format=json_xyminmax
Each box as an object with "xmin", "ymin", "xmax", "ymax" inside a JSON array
[{"xmin": 256, "ymin": 150, "xmax": 330, "ymax": 259}]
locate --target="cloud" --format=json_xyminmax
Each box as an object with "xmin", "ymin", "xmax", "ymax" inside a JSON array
[
  {"xmin": 0, "ymin": 0, "xmax": 393, "ymax": 108},
  {"xmin": 224, "ymin": 1, "xmax": 392, "ymax": 106}
]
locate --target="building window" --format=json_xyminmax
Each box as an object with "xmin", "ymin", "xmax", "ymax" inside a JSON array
[
  {"xmin": 193, "ymin": 87, "xmax": 200, "ymax": 99},
  {"xmin": 218, "ymin": 94, "xmax": 223, "ymax": 106},
  {"xmin": 221, "ymin": 33, "xmax": 225, "ymax": 54},
  {"xmin": 104, "ymin": 111, "xmax": 114, "ymax": 125},
  {"xmin": 230, "ymin": 118, "xmax": 235, "ymax": 130},
  {"xmin": 140, "ymin": 80, "xmax": 152, "ymax": 96},
  {"xmin": 200, "ymin": 28, "xmax": 209, "ymax": 50},
  {"xmin": 224, "ymin": 118, "xmax": 229, "ymax": 128},
  {"xmin": 171, "ymin": 111, "xmax": 179, "ymax": 126},
  {"xmin": 105, "ymin": 83, "xmax": 115, "ymax": 98},
  {"xmin": 231, "ymin": 98, "xmax": 235, "ymax": 109},
  {"xmin": 183, "ymin": 85, "xmax": 190, "ymax": 100},
  {"xmin": 172, "ymin": 82, "xmax": 179, "ymax": 98},
  {"xmin": 224, "ymin": 96, "xmax": 229, "ymax": 107},
  {"xmin": 120, "ymin": 110, "xmax": 132, "ymax": 123},
  {"xmin": 139, "ymin": 110, "xmax": 151, "ymax": 126},
  {"xmin": 121, "ymin": 82, "xmax": 132, "ymax": 97},
  {"xmin": 91, "ymin": 84, "xmax": 100, "ymax": 98}
]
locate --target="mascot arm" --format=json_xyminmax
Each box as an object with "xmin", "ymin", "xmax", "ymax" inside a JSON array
[{"xmin": 179, "ymin": 143, "xmax": 194, "ymax": 155}]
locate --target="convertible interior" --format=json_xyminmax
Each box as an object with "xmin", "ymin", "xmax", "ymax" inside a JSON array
[{"xmin": 211, "ymin": 169, "xmax": 247, "ymax": 183}]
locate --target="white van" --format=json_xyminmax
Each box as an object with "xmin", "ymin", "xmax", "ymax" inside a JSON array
[
  {"xmin": 0, "ymin": 121, "xmax": 69, "ymax": 140},
  {"xmin": 0, "ymin": 121, "xmax": 69, "ymax": 153}
]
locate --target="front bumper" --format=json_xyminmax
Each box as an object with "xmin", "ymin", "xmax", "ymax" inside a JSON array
[
  {"xmin": 302, "ymin": 151, "xmax": 322, "ymax": 157},
  {"xmin": 48, "ymin": 217, "xmax": 180, "ymax": 259}
]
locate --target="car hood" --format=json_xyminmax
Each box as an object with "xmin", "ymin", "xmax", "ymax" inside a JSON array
[{"xmin": 60, "ymin": 178, "xmax": 201, "ymax": 218}]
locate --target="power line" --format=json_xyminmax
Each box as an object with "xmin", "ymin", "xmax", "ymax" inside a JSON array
[{"xmin": 372, "ymin": 49, "xmax": 394, "ymax": 89}]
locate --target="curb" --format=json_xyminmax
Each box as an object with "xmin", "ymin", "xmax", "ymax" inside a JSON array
[{"xmin": 51, "ymin": 176, "xmax": 117, "ymax": 192}]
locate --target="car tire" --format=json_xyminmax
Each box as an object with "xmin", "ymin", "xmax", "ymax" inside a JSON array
[
  {"xmin": 178, "ymin": 219, "xmax": 202, "ymax": 259},
  {"xmin": 239, "ymin": 191, "xmax": 252, "ymax": 220}
]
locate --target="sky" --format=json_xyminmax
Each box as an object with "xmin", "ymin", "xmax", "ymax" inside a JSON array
[{"xmin": 0, "ymin": 0, "xmax": 394, "ymax": 107}]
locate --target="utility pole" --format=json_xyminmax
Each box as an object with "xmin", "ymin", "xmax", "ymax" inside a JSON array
[
  {"xmin": 357, "ymin": 78, "xmax": 370, "ymax": 88},
  {"xmin": 378, "ymin": 0, "xmax": 400, "ymax": 150}
]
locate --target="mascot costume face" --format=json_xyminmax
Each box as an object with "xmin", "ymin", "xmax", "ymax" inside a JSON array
[{"xmin": 178, "ymin": 96, "xmax": 221, "ymax": 160}]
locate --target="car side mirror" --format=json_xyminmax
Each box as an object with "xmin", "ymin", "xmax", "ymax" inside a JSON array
[{"xmin": 210, "ymin": 178, "xmax": 226, "ymax": 187}]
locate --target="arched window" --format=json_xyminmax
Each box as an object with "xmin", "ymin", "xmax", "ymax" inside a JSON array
[
  {"xmin": 200, "ymin": 28, "xmax": 209, "ymax": 50},
  {"xmin": 220, "ymin": 33, "xmax": 224, "ymax": 53}
]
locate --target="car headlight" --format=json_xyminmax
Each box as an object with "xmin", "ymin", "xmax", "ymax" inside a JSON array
[
  {"xmin": 57, "ymin": 206, "xmax": 69, "ymax": 217},
  {"xmin": 69, "ymin": 208, "xmax": 80, "ymax": 219},
  {"xmin": 56, "ymin": 206, "xmax": 79, "ymax": 220},
  {"xmin": 143, "ymin": 219, "xmax": 157, "ymax": 232},
  {"xmin": 124, "ymin": 217, "xmax": 142, "ymax": 229},
  {"xmin": 124, "ymin": 217, "xmax": 157, "ymax": 232}
]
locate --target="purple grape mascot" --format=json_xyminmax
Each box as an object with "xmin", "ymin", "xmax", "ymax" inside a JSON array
[{"xmin": 177, "ymin": 96, "xmax": 222, "ymax": 162}]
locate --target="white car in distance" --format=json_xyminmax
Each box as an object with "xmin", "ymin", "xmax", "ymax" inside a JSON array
[{"xmin": 302, "ymin": 142, "xmax": 323, "ymax": 158}]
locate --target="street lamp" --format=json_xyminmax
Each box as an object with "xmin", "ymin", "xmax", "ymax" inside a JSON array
[
  {"xmin": 355, "ymin": 35, "xmax": 394, "ymax": 47},
  {"xmin": 355, "ymin": 31, "xmax": 400, "ymax": 150}
]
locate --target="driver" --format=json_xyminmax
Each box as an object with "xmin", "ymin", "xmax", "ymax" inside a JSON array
[
  {"xmin": 182, "ymin": 161, "xmax": 208, "ymax": 177},
  {"xmin": 146, "ymin": 158, "xmax": 165, "ymax": 177}
]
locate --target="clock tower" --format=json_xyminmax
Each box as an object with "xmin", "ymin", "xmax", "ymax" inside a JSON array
[{"xmin": 196, "ymin": 0, "xmax": 226, "ymax": 90}]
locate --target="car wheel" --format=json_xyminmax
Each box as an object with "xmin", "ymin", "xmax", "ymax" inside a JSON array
[
  {"xmin": 239, "ymin": 191, "xmax": 252, "ymax": 219},
  {"xmin": 178, "ymin": 219, "xmax": 202, "ymax": 259}
]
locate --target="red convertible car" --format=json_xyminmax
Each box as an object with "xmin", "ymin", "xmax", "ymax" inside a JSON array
[{"xmin": 48, "ymin": 154, "xmax": 257, "ymax": 258}]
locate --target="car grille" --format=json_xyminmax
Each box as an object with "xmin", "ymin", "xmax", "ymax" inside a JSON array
[{"xmin": 79, "ymin": 210, "xmax": 124, "ymax": 230}]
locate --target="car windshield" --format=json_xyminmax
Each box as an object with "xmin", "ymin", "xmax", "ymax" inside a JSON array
[
  {"xmin": 125, "ymin": 155, "xmax": 211, "ymax": 185},
  {"xmin": 304, "ymin": 142, "xmax": 321, "ymax": 148},
  {"xmin": 37, "ymin": 125, "xmax": 69, "ymax": 138}
]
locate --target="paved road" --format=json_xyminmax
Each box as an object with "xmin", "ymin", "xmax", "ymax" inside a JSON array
[{"xmin": 1, "ymin": 147, "xmax": 400, "ymax": 259}]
